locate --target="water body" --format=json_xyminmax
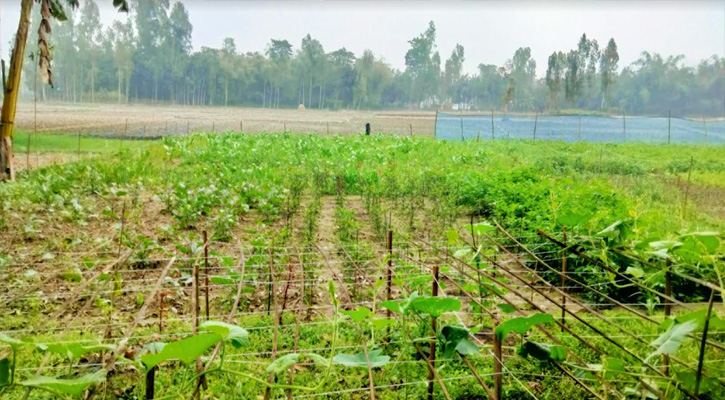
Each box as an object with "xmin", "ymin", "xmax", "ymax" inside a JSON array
[{"xmin": 435, "ymin": 113, "xmax": 725, "ymax": 144}]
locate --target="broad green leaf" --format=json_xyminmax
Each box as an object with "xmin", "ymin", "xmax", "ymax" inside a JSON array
[
  {"xmin": 497, "ymin": 303, "xmax": 516, "ymax": 314},
  {"xmin": 141, "ymin": 333, "xmax": 221, "ymax": 370},
  {"xmin": 340, "ymin": 307, "xmax": 372, "ymax": 323},
  {"xmin": 372, "ymin": 319, "xmax": 395, "ymax": 329},
  {"xmin": 556, "ymin": 211, "xmax": 592, "ymax": 227},
  {"xmin": 625, "ymin": 267, "xmax": 645, "ymax": 278},
  {"xmin": 19, "ymin": 370, "xmax": 105, "ymax": 397},
  {"xmin": 597, "ymin": 221, "xmax": 622, "ymax": 236},
  {"xmin": 445, "ymin": 230, "xmax": 459, "ymax": 245},
  {"xmin": 495, "ymin": 313, "xmax": 555, "ymax": 342},
  {"xmin": 379, "ymin": 301, "xmax": 403, "ymax": 314},
  {"xmin": 678, "ymin": 232, "xmax": 720, "ymax": 254},
  {"xmin": 0, "ymin": 358, "xmax": 9, "ymax": 387},
  {"xmin": 199, "ymin": 321, "xmax": 248, "ymax": 348},
  {"xmin": 139, "ymin": 342, "xmax": 166, "ymax": 357},
  {"xmin": 649, "ymin": 320, "xmax": 697, "ymax": 358},
  {"xmin": 517, "ymin": 341, "xmax": 567, "ymax": 362},
  {"xmin": 333, "ymin": 349, "xmax": 390, "ymax": 368},
  {"xmin": 469, "ymin": 222, "xmax": 495, "ymax": 236},
  {"xmin": 304, "ymin": 353, "xmax": 328, "ymax": 367},
  {"xmin": 649, "ymin": 240, "xmax": 682, "ymax": 251},
  {"xmin": 675, "ymin": 371, "xmax": 716, "ymax": 395},
  {"xmin": 210, "ymin": 276, "xmax": 235, "ymax": 285},
  {"xmin": 453, "ymin": 248, "xmax": 472, "ymax": 259},
  {"xmin": 61, "ymin": 267, "xmax": 83, "ymax": 283},
  {"xmin": 408, "ymin": 296, "xmax": 461, "ymax": 318},
  {"xmin": 660, "ymin": 309, "xmax": 725, "ymax": 332},
  {"xmin": 43, "ymin": 343, "xmax": 114, "ymax": 361},
  {"xmin": 328, "ymin": 280, "xmax": 338, "ymax": 307},
  {"xmin": 266, "ymin": 353, "xmax": 299, "ymax": 374},
  {"xmin": 440, "ymin": 326, "xmax": 478, "ymax": 359},
  {"xmin": 0, "ymin": 333, "xmax": 23, "ymax": 349},
  {"xmin": 603, "ymin": 357, "xmax": 626, "ymax": 379}
]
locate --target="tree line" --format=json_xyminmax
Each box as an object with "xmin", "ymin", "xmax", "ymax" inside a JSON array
[{"xmin": 14, "ymin": 0, "xmax": 725, "ymax": 116}]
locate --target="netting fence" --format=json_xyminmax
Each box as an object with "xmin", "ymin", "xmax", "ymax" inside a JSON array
[
  {"xmin": 2, "ymin": 224, "xmax": 723, "ymax": 399},
  {"xmin": 435, "ymin": 112, "xmax": 725, "ymax": 144}
]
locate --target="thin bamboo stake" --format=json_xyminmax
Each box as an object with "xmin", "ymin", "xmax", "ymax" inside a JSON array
[
  {"xmin": 561, "ymin": 228, "xmax": 567, "ymax": 331},
  {"xmin": 695, "ymin": 289, "xmax": 716, "ymax": 396},
  {"xmin": 427, "ymin": 264, "xmax": 439, "ymax": 400},
  {"xmin": 386, "ymin": 229, "xmax": 393, "ymax": 344},
  {"xmin": 203, "ymin": 230, "xmax": 210, "ymax": 321}
]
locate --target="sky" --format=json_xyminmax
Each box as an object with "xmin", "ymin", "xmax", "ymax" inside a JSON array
[{"xmin": 1, "ymin": 0, "xmax": 724, "ymax": 78}]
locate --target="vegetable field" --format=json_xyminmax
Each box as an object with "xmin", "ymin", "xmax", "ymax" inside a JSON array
[{"xmin": 0, "ymin": 130, "xmax": 724, "ymax": 400}]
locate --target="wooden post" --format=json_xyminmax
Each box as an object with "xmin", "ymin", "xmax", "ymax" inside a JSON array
[
  {"xmin": 427, "ymin": 264, "xmax": 439, "ymax": 400},
  {"xmin": 267, "ymin": 248, "xmax": 273, "ymax": 316},
  {"xmin": 326, "ymin": 122, "xmax": 329, "ymax": 135},
  {"xmin": 561, "ymin": 229, "xmax": 567, "ymax": 331},
  {"xmin": 386, "ymin": 229, "xmax": 393, "ymax": 343},
  {"xmin": 26, "ymin": 128, "xmax": 31, "ymax": 169},
  {"xmin": 683, "ymin": 155, "xmax": 694, "ymax": 214},
  {"xmin": 203, "ymin": 230, "xmax": 210, "ymax": 321},
  {"xmin": 187, "ymin": 121, "xmax": 190, "ymax": 135},
  {"xmin": 667, "ymin": 109, "xmax": 671, "ymax": 144},
  {"xmin": 599, "ymin": 147, "xmax": 603, "ymax": 174},
  {"xmin": 409, "ymin": 123, "xmax": 413, "ymax": 137},
  {"xmin": 477, "ymin": 130, "xmax": 481, "ymax": 142},
  {"xmin": 578, "ymin": 115, "xmax": 582, "ymax": 142},
  {"xmin": 695, "ymin": 289, "xmax": 716, "ymax": 396},
  {"xmin": 703, "ymin": 117, "xmax": 707, "ymax": 143},
  {"xmin": 491, "ymin": 109, "xmax": 495, "ymax": 140},
  {"xmin": 192, "ymin": 252, "xmax": 207, "ymax": 391},
  {"xmin": 365, "ymin": 123, "xmax": 371, "ymax": 136},
  {"xmin": 460, "ymin": 111, "xmax": 464, "ymax": 141},
  {"xmin": 240, "ymin": 120, "xmax": 243, "ymax": 133},
  {"xmin": 533, "ymin": 112, "xmax": 538, "ymax": 141},
  {"xmin": 493, "ymin": 322, "xmax": 503, "ymax": 400},
  {"xmin": 663, "ymin": 261, "xmax": 672, "ymax": 376},
  {"xmin": 145, "ymin": 366, "xmax": 156, "ymax": 399}
]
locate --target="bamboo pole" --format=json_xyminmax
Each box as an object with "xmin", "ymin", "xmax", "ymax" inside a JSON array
[
  {"xmin": 386, "ymin": 229, "xmax": 393, "ymax": 344},
  {"xmin": 427, "ymin": 264, "xmax": 439, "ymax": 400},
  {"xmin": 493, "ymin": 323, "xmax": 503, "ymax": 400},
  {"xmin": 561, "ymin": 229, "xmax": 567, "ymax": 331},
  {"xmin": 203, "ymin": 230, "xmax": 210, "ymax": 321},
  {"xmin": 695, "ymin": 289, "xmax": 716, "ymax": 396},
  {"xmin": 533, "ymin": 112, "xmax": 538, "ymax": 141}
]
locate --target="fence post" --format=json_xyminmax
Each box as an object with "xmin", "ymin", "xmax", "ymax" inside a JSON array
[
  {"xmin": 26, "ymin": 129, "xmax": 31, "ymax": 170},
  {"xmin": 533, "ymin": 112, "xmax": 538, "ymax": 141},
  {"xmin": 326, "ymin": 122, "xmax": 329, "ymax": 135},
  {"xmin": 477, "ymin": 130, "xmax": 481, "ymax": 142},
  {"xmin": 703, "ymin": 117, "xmax": 707, "ymax": 143},
  {"xmin": 386, "ymin": 229, "xmax": 393, "ymax": 344},
  {"xmin": 193, "ymin": 247, "xmax": 207, "ymax": 391},
  {"xmin": 76, "ymin": 130, "xmax": 81, "ymax": 161},
  {"xmin": 663, "ymin": 261, "xmax": 672, "ymax": 375},
  {"xmin": 667, "ymin": 110, "xmax": 671, "ymax": 144},
  {"xmin": 682, "ymin": 155, "xmax": 694, "ymax": 215},
  {"xmin": 695, "ymin": 289, "xmax": 716, "ymax": 396},
  {"xmin": 578, "ymin": 115, "xmax": 582, "ymax": 142},
  {"xmin": 409, "ymin": 123, "xmax": 413, "ymax": 137},
  {"xmin": 493, "ymin": 322, "xmax": 503, "ymax": 400},
  {"xmin": 460, "ymin": 111, "xmax": 464, "ymax": 141},
  {"xmin": 240, "ymin": 120, "xmax": 243, "ymax": 133},
  {"xmin": 187, "ymin": 121, "xmax": 190, "ymax": 135},
  {"xmin": 203, "ymin": 230, "xmax": 210, "ymax": 321},
  {"xmin": 491, "ymin": 109, "xmax": 495, "ymax": 140},
  {"xmin": 561, "ymin": 228, "xmax": 567, "ymax": 332},
  {"xmin": 427, "ymin": 264, "xmax": 439, "ymax": 400}
]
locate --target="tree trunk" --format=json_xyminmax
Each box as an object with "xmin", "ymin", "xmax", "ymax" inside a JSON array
[
  {"xmin": 308, "ymin": 76, "xmax": 312, "ymax": 109},
  {"xmin": 0, "ymin": 0, "xmax": 34, "ymax": 181}
]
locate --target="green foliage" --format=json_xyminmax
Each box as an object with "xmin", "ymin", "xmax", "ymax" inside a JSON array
[
  {"xmin": 19, "ymin": 370, "xmax": 106, "ymax": 398},
  {"xmin": 141, "ymin": 333, "xmax": 221, "ymax": 370},
  {"xmin": 199, "ymin": 321, "xmax": 249, "ymax": 349},
  {"xmin": 333, "ymin": 349, "xmax": 390, "ymax": 368},
  {"xmin": 517, "ymin": 341, "xmax": 567, "ymax": 362},
  {"xmin": 495, "ymin": 313, "xmax": 555, "ymax": 342}
]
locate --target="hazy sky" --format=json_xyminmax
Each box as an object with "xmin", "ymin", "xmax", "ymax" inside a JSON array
[{"xmin": 1, "ymin": 0, "xmax": 724, "ymax": 77}]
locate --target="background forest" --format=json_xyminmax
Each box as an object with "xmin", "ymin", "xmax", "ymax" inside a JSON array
[{"xmin": 9, "ymin": 0, "xmax": 725, "ymax": 116}]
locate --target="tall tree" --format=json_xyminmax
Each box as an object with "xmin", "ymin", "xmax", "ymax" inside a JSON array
[
  {"xmin": 404, "ymin": 21, "xmax": 439, "ymax": 107},
  {"xmin": 599, "ymin": 38, "xmax": 619, "ymax": 109},
  {"xmin": 545, "ymin": 51, "xmax": 565, "ymax": 109},
  {"xmin": 77, "ymin": 0, "xmax": 102, "ymax": 102},
  {"xmin": 443, "ymin": 44, "xmax": 465, "ymax": 103}
]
